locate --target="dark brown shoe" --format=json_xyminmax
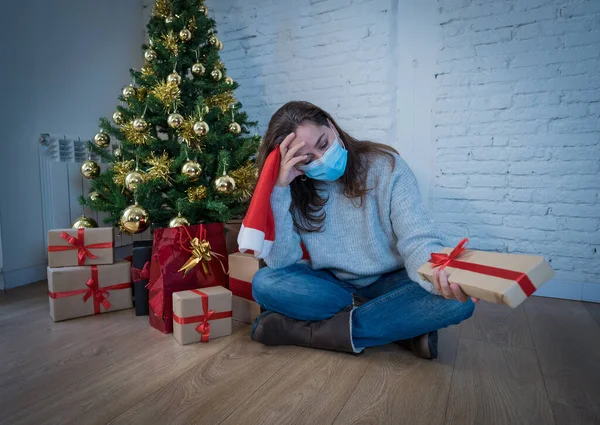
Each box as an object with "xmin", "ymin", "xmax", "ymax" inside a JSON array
[
  {"xmin": 250, "ymin": 308, "xmax": 363, "ymax": 354},
  {"xmin": 397, "ymin": 330, "xmax": 438, "ymax": 360}
]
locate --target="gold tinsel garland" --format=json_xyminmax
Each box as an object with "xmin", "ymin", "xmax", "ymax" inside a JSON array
[
  {"xmin": 152, "ymin": 0, "xmax": 171, "ymax": 18},
  {"xmin": 187, "ymin": 186, "xmax": 207, "ymax": 202},
  {"xmin": 134, "ymin": 87, "xmax": 148, "ymax": 102},
  {"xmin": 112, "ymin": 160, "xmax": 135, "ymax": 186},
  {"xmin": 146, "ymin": 152, "xmax": 173, "ymax": 184},
  {"xmin": 141, "ymin": 63, "xmax": 154, "ymax": 78},
  {"xmin": 205, "ymin": 91, "xmax": 236, "ymax": 112},
  {"xmin": 230, "ymin": 163, "xmax": 258, "ymax": 201},
  {"xmin": 177, "ymin": 116, "xmax": 203, "ymax": 148},
  {"xmin": 188, "ymin": 16, "xmax": 197, "ymax": 32},
  {"xmin": 150, "ymin": 80, "xmax": 181, "ymax": 110},
  {"xmin": 161, "ymin": 31, "xmax": 179, "ymax": 56},
  {"xmin": 121, "ymin": 122, "xmax": 151, "ymax": 145}
]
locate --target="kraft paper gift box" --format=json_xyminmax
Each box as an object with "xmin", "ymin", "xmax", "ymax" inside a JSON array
[
  {"xmin": 48, "ymin": 227, "xmax": 114, "ymax": 268},
  {"xmin": 417, "ymin": 238, "xmax": 554, "ymax": 308},
  {"xmin": 47, "ymin": 261, "xmax": 132, "ymax": 322},
  {"xmin": 228, "ymin": 252, "xmax": 263, "ymax": 324},
  {"xmin": 172, "ymin": 287, "xmax": 232, "ymax": 345}
]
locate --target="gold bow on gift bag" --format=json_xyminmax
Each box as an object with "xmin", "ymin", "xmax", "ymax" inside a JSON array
[{"xmin": 177, "ymin": 226, "xmax": 227, "ymax": 276}]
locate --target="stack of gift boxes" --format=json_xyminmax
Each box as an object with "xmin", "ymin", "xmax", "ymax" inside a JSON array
[
  {"xmin": 47, "ymin": 228, "xmax": 132, "ymax": 321},
  {"xmin": 46, "ymin": 224, "xmax": 264, "ymax": 347}
]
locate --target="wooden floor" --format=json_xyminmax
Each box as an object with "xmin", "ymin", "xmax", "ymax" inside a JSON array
[{"xmin": 1, "ymin": 282, "xmax": 599, "ymax": 425}]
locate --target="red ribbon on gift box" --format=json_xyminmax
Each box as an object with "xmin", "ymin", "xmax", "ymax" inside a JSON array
[
  {"xmin": 47, "ymin": 265, "xmax": 131, "ymax": 314},
  {"xmin": 428, "ymin": 238, "xmax": 537, "ymax": 297},
  {"xmin": 172, "ymin": 289, "xmax": 232, "ymax": 342},
  {"xmin": 132, "ymin": 261, "xmax": 151, "ymax": 282},
  {"xmin": 229, "ymin": 277, "xmax": 254, "ymax": 301},
  {"xmin": 48, "ymin": 228, "xmax": 114, "ymax": 266}
]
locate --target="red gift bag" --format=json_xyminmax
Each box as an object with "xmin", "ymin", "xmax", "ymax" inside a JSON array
[{"xmin": 147, "ymin": 223, "xmax": 229, "ymax": 334}]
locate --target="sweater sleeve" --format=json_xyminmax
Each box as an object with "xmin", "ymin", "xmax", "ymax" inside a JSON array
[
  {"xmin": 389, "ymin": 158, "xmax": 448, "ymax": 295},
  {"xmin": 263, "ymin": 185, "xmax": 304, "ymax": 269}
]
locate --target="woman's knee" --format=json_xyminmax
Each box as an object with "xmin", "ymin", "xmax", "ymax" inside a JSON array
[
  {"xmin": 251, "ymin": 264, "xmax": 304, "ymax": 305},
  {"xmin": 251, "ymin": 267, "xmax": 279, "ymax": 305},
  {"xmin": 449, "ymin": 299, "xmax": 475, "ymax": 324}
]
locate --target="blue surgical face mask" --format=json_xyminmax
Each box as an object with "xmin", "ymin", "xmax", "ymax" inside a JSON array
[{"xmin": 298, "ymin": 135, "xmax": 348, "ymax": 181}]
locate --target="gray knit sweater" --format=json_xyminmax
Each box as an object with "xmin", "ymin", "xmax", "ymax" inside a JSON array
[{"xmin": 265, "ymin": 152, "xmax": 449, "ymax": 294}]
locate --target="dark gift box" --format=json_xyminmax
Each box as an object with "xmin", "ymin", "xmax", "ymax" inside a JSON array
[{"xmin": 132, "ymin": 240, "xmax": 153, "ymax": 316}]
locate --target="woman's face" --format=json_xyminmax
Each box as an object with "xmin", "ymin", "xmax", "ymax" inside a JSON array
[{"xmin": 290, "ymin": 121, "xmax": 338, "ymax": 167}]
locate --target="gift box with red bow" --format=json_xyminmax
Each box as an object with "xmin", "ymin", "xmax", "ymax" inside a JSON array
[
  {"xmin": 47, "ymin": 261, "xmax": 132, "ymax": 322},
  {"xmin": 417, "ymin": 238, "xmax": 554, "ymax": 308},
  {"xmin": 172, "ymin": 287, "xmax": 232, "ymax": 345},
  {"xmin": 147, "ymin": 224, "xmax": 229, "ymax": 334},
  {"xmin": 228, "ymin": 252, "xmax": 263, "ymax": 324},
  {"xmin": 47, "ymin": 228, "xmax": 114, "ymax": 268}
]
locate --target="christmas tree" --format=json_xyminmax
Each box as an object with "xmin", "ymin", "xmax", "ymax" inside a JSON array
[{"xmin": 80, "ymin": 0, "xmax": 260, "ymax": 234}]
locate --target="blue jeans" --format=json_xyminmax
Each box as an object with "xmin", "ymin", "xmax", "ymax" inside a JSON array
[{"xmin": 252, "ymin": 264, "xmax": 474, "ymax": 349}]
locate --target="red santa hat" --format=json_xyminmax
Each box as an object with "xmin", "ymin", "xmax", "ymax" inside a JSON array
[{"xmin": 237, "ymin": 148, "xmax": 309, "ymax": 261}]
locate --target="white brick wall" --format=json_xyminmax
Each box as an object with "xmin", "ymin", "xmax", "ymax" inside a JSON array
[
  {"xmin": 207, "ymin": 0, "xmax": 599, "ymax": 298},
  {"xmin": 435, "ymin": 0, "xmax": 600, "ymax": 292},
  {"xmin": 208, "ymin": 0, "xmax": 396, "ymax": 144}
]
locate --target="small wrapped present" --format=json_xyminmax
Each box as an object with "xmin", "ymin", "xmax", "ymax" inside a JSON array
[
  {"xmin": 172, "ymin": 287, "xmax": 232, "ymax": 345},
  {"xmin": 228, "ymin": 252, "xmax": 263, "ymax": 323},
  {"xmin": 131, "ymin": 240, "xmax": 153, "ymax": 316},
  {"xmin": 47, "ymin": 261, "xmax": 132, "ymax": 322},
  {"xmin": 417, "ymin": 238, "xmax": 554, "ymax": 308},
  {"xmin": 48, "ymin": 228, "xmax": 114, "ymax": 268},
  {"xmin": 148, "ymin": 224, "xmax": 228, "ymax": 334}
]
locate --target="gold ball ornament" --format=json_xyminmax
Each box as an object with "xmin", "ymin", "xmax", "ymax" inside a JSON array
[
  {"xmin": 215, "ymin": 174, "xmax": 236, "ymax": 194},
  {"xmin": 168, "ymin": 214, "xmax": 190, "ymax": 228},
  {"xmin": 167, "ymin": 72, "xmax": 182, "ymax": 85},
  {"xmin": 132, "ymin": 118, "xmax": 148, "ymax": 132},
  {"xmin": 112, "ymin": 111, "xmax": 124, "ymax": 125},
  {"xmin": 179, "ymin": 29, "xmax": 192, "ymax": 42},
  {"xmin": 217, "ymin": 40, "xmax": 224, "ymax": 50},
  {"xmin": 224, "ymin": 76, "xmax": 234, "ymax": 86},
  {"xmin": 181, "ymin": 160, "xmax": 203, "ymax": 182},
  {"xmin": 228, "ymin": 122, "xmax": 241, "ymax": 134},
  {"xmin": 144, "ymin": 49, "xmax": 157, "ymax": 61},
  {"xmin": 167, "ymin": 113, "xmax": 184, "ymax": 128},
  {"xmin": 80, "ymin": 160, "xmax": 101, "ymax": 179},
  {"xmin": 193, "ymin": 121, "xmax": 209, "ymax": 136},
  {"xmin": 199, "ymin": 5, "xmax": 208, "ymax": 16},
  {"xmin": 124, "ymin": 170, "xmax": 144, "ymax": 191},
  {"xmin": 113, "ymin": 148, "xmax": 122, "ymax": 159},
  {"xmin": 94, "ymin": 132, "xmax": 110, "ymax": 148},
  {"xmin": 211, "ymin": 68, "xmax": 222, "ymax": 81},
  {"xmin": 209, "ymin": 35, "xmax": 218, "ymax": 46},
  {"xmin": 88, "ymin": 191, "xmax": 102, "ymax": 202},
  {"xmin": 122, "ymin": 85, "xmax": 136, "ymax": 99},
  {"xmin": 120, "ymin": 204, "xmax": 150, "ymax": 234},
  {"xmin": 72, "ymin": 215, "xmax": 98, "ymax": 229},
  {"xmin": 192, "ymin": 63, "xmax": 206, "ymax": 76}
]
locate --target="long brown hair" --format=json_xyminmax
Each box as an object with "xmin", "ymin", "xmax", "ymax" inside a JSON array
[{"xmin": 257, "ymin": 101, "xmax": 398, "ymax": 232}]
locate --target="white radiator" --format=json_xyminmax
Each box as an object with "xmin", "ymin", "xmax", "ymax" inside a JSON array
[{"xmin": 39, "ymin": 133, "xmax": 152, "ymax": 258}]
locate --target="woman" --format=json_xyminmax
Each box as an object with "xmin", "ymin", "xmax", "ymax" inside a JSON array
[{"xmin": 250, "ymin": 101, "xmax": 476, "ymax": 359}]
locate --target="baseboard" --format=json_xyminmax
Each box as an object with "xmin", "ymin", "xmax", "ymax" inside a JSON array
[
  {"xmin": 533, "ymin": 278, "xmax": 600, "ymax": 303},
  {"xmin": 582, "ymin": 282, "xmax": 600, "ymax": 303},
  {"xmin": 4, "ymin": 264, "xmax": 47, "ymax": 289}
]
